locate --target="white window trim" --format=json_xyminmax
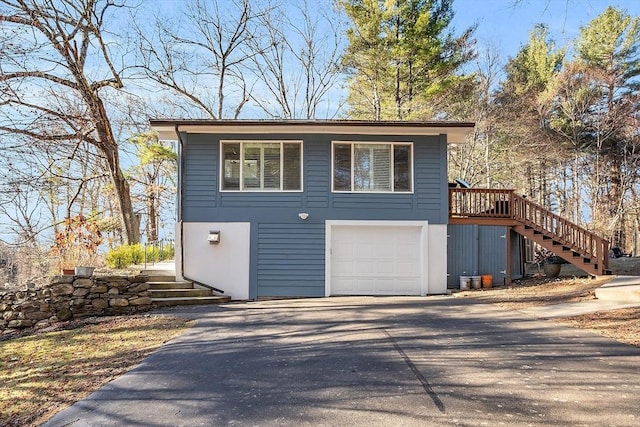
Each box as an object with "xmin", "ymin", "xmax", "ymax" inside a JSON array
[
  {"xmin": 220, "ymin": 140, "xmax": 304, "ymax": 192},
  {"xmin": 331, "ymin": 141, "xmax": 414, "ymax": 194}
]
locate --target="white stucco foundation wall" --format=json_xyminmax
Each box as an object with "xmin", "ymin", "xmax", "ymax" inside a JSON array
[
  {"xmin": 427, "ymin": 224, "xmax": 448, "ymax": 294},
  {"xmin": 177, "ymin": 222, "xmax": 250, "ymax": 300}
]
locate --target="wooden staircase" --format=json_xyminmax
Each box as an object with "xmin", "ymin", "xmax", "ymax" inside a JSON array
[
  {"xmin": 144, "ymin": 268, "xmax": 231, "ymax": 306},
  {"xmin": 449, "ymin": 189, "xmax": 611, "ymax": 276}
]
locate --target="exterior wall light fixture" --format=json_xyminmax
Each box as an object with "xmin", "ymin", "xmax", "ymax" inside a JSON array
[
  {"xmin": 208, "ymin": 230, "xmax": 221, "ymax": 244},
  {"xmin": 298, "ymin": 213, "xmax": 309, "ymax": 220}
]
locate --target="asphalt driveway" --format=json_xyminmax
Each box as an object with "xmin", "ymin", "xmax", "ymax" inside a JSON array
[{"xmin": 45, "ymin": 297, "xmax": 640, "ymax": 426}]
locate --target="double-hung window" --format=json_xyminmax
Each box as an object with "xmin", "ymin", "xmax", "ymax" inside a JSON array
[
  {"xmin": 332, "ymin": 142, "xmax": 412, "ymax": 192},
  {"xmin": 221, "ymin": 141, "xmax": 302, "ymax": 191}
]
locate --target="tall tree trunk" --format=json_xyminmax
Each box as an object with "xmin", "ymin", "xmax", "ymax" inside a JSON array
[
  {"xmin": 148, "ymin": 188, "xmax": 158, "ymax": 243},
  {"xmin": 395, "ymin": 64, "xmax": 402, "ymax": 119},
  {"xmin": 90, "ymin": 95, "xmax": 140, "ymax": 244}
]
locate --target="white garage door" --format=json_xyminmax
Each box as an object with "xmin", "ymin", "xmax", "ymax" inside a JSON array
[{"xmin": 330, "ymin": 224, "xmax": 423, "ymax": 295}]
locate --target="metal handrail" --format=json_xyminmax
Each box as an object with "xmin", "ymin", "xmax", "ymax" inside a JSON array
[{"xmin": 143, "ymin": 238, "xmax": 175, "ymax": 269}]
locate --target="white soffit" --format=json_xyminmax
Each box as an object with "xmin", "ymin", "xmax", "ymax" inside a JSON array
[{"xmin": 152, "ymin": 121, "xmax": 475, "ymax": 144}]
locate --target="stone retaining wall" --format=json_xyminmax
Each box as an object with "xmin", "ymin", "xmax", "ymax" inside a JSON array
[{"xmin": 1, "ymin": 275, "xmax": 153, "ymax": 330}]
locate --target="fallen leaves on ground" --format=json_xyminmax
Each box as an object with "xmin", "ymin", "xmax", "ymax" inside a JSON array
[
  {"xmin": 459, "ymin": 274, "xmax": 640, "ymax": 348},
  {"xmin": 457, "ymin": 276, "xmax": 611, "ymax": 309},
  {"xmin": 556, "ymin": 308, "xmax": 640, "ymax": 347},
  {"xmin": 0, "ymin": 314, "xmax": 192, "ymax": 427}
]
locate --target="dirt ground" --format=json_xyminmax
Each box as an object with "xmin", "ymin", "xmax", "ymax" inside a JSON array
[{"xmin": 459, "ymin": 256, "xmax": 640, "ymax": 347}]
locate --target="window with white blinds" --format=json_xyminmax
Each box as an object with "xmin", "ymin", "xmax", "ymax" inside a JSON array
[
  {"xmin": 332, "ymin": 142, "xmax": 412, "ymax": 193},
  {"xmin": 221, "ymin": 141, "xmax": 302, "ymax": 191}
]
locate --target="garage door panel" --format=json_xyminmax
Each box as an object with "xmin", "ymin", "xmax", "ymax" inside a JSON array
[
  {"xmin": 332, "ymin": 247, "xmax": 348, "ymax": 258},
  {"xmin": 375, "ymin": 278, "xmax": 396, "ymax": 293},
  {"xmin": 356, "ymin": 243, "xmax": 376, "ymax": 257},
  {"xmin": 397, "ymin": 244, "xmax": 417, "ymax": 258},
  {"xmin": 377, "ymin": 245, "xmax": 395, "ymax": 258},
  {"xmin": 376, "ymin": 261, "xmax": 395, "ymax": 275},
  {"xmin": 332, "ymin": 278, "xmax": 352, "ymax": 292},
  {"xmin": 332, "ymin": 261, "xmax": 351, "ymax": 275},
  {"xmin": 396, "ymin": 261, "xmax": 419, "ymax": 275},
  {"xmin": 392, "ymin": 278, "xmax": 421, "ymax": 293},
  {"xmin": 330, "ymin": 224, "xmax": 423, "ymax": 296},
  {"xmin": 354, "ymin": 261, "xmax": 374, "ymax": 275}
]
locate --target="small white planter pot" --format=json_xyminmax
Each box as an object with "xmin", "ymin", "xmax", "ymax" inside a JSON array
[{"xmin": 74, "ymin": 266, "xmax": 95, "ymax": 277}]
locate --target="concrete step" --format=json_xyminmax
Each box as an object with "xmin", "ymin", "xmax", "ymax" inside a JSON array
[
  {"xmin": 135, "ymin": 260, "xmax": 175, "ymax": 271},
  {"xmin": 145, "ymin": 275, "xmax": 177, "ymax": 282},
  {"xmin": 152, "ymin": 296, "xmax": 231, "ymax": 306},
  {"xmin": 148, "ymin": 281, "xmax": 194, "ymax": 290},
  {"xmin": 595, "ymin": 277, "xmax": 640, "ymax": 302},
  {"xmin": 143, "ymin": 267, "xmax": 230, "ymax": 306},
  {"xmin": 149, "ymin": 288, "xmax": 213, "ymax": 298},
  {"xmin": 142, "ymin": 268, "xmax": 175, "ymax": 274}
]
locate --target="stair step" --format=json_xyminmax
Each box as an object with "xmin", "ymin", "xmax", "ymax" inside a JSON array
[
  {"xmin": 149, "ymin": 289, "xmax": 213, "ymax": 298},
  {"xmin": 148, "ymin": 281, "xmax": 194, "ymax": 290},
  {"xmin": 143, "ymin": 269, "xmax": 176, "ymax": 275},
  {"xmin": 152, "ymin": 296, "xmax": 231, "ymax": 306},
  {"xmin": 145, "ymin": 275, "xmax": 177, "ymax": 282},
  {"xmin": 513, "ymin": 225, "xmax": 607, "ymax": 277}
]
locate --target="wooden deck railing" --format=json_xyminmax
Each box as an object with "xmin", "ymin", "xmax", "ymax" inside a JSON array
[
  {"xmin": 449, "ymin": 188, "xmax": 513, "ymax": 218},
  {"xmin": 449, "ymin": 188, "xmax": 609, "ymax": 270}
]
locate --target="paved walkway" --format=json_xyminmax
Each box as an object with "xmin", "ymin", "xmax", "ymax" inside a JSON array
[
  {"xmin": 522, "ymin": 274, "xmax": 640, "ymax": 318},
  {"xmin": 522, "ymin": 298, "xmax": 640, "ymax": 318},
  {"xmin": 45, "ymin": 296, "xmax": 640, "ymax": 427}
]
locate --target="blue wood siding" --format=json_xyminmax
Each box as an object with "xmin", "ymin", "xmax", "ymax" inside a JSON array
[
  {"xmin": 415, "ymin": 140, "xmax": 447, "ymax": 219},
  {"xmin": 305, "ymin": 139, "xmax": 330, "ymax": 208},
  {"xmin": 183, "ymin": 134, "xmax": 217, "ymax": 209},
  {"xmin": 257, "ymin": 222, "xmax": 325, "ymax": 297},
  {"xmin": 181, "ymin": 131, "xmax": 448, "ymax": 298},
  {"xmin": 220, "ymin": 193, "xmax": 303, "ymax": 208}
]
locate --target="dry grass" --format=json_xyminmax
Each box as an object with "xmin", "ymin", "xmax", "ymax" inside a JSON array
[
  {"xmin": 0, "ymin": 314, "xmax": 191, "ymax": 427},
  {"xmin": 458, "ymin": 266, "xmax": 640, "ymax": 348},
  {"xmin": 456, "ymin": 276, "xmax": 611, "ymax": 309},
  {"xmin": 558, "ymin": 308, "xmax": 640, "ymax": 347}
]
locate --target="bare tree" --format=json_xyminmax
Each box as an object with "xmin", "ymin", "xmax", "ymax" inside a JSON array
[
  {"xmin": 447, "ymin": 43, "xmax": 503, "ymax": 187},
  {"xmin": 248, "ymin": 0, "xmax": 345, "ymax": 119},
  {"xmin": 136, "ymin": 0, "xmax": 269, "ymax": 119},
  {"xmin": 0, "ymin": 0, "xmax": 140, "ymax": 243},
  {"xmin": 135, "ymin": 0, "xmax": 345, "ymax": 120},
  {"xmin": 0, "ymin": 170, "xmax": 46, "ymax": 245}
]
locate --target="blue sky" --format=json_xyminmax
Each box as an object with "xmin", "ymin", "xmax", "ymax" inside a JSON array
[{"xmin": 452, "ymin": 0, "xmax": 640, "ymax": 60}]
